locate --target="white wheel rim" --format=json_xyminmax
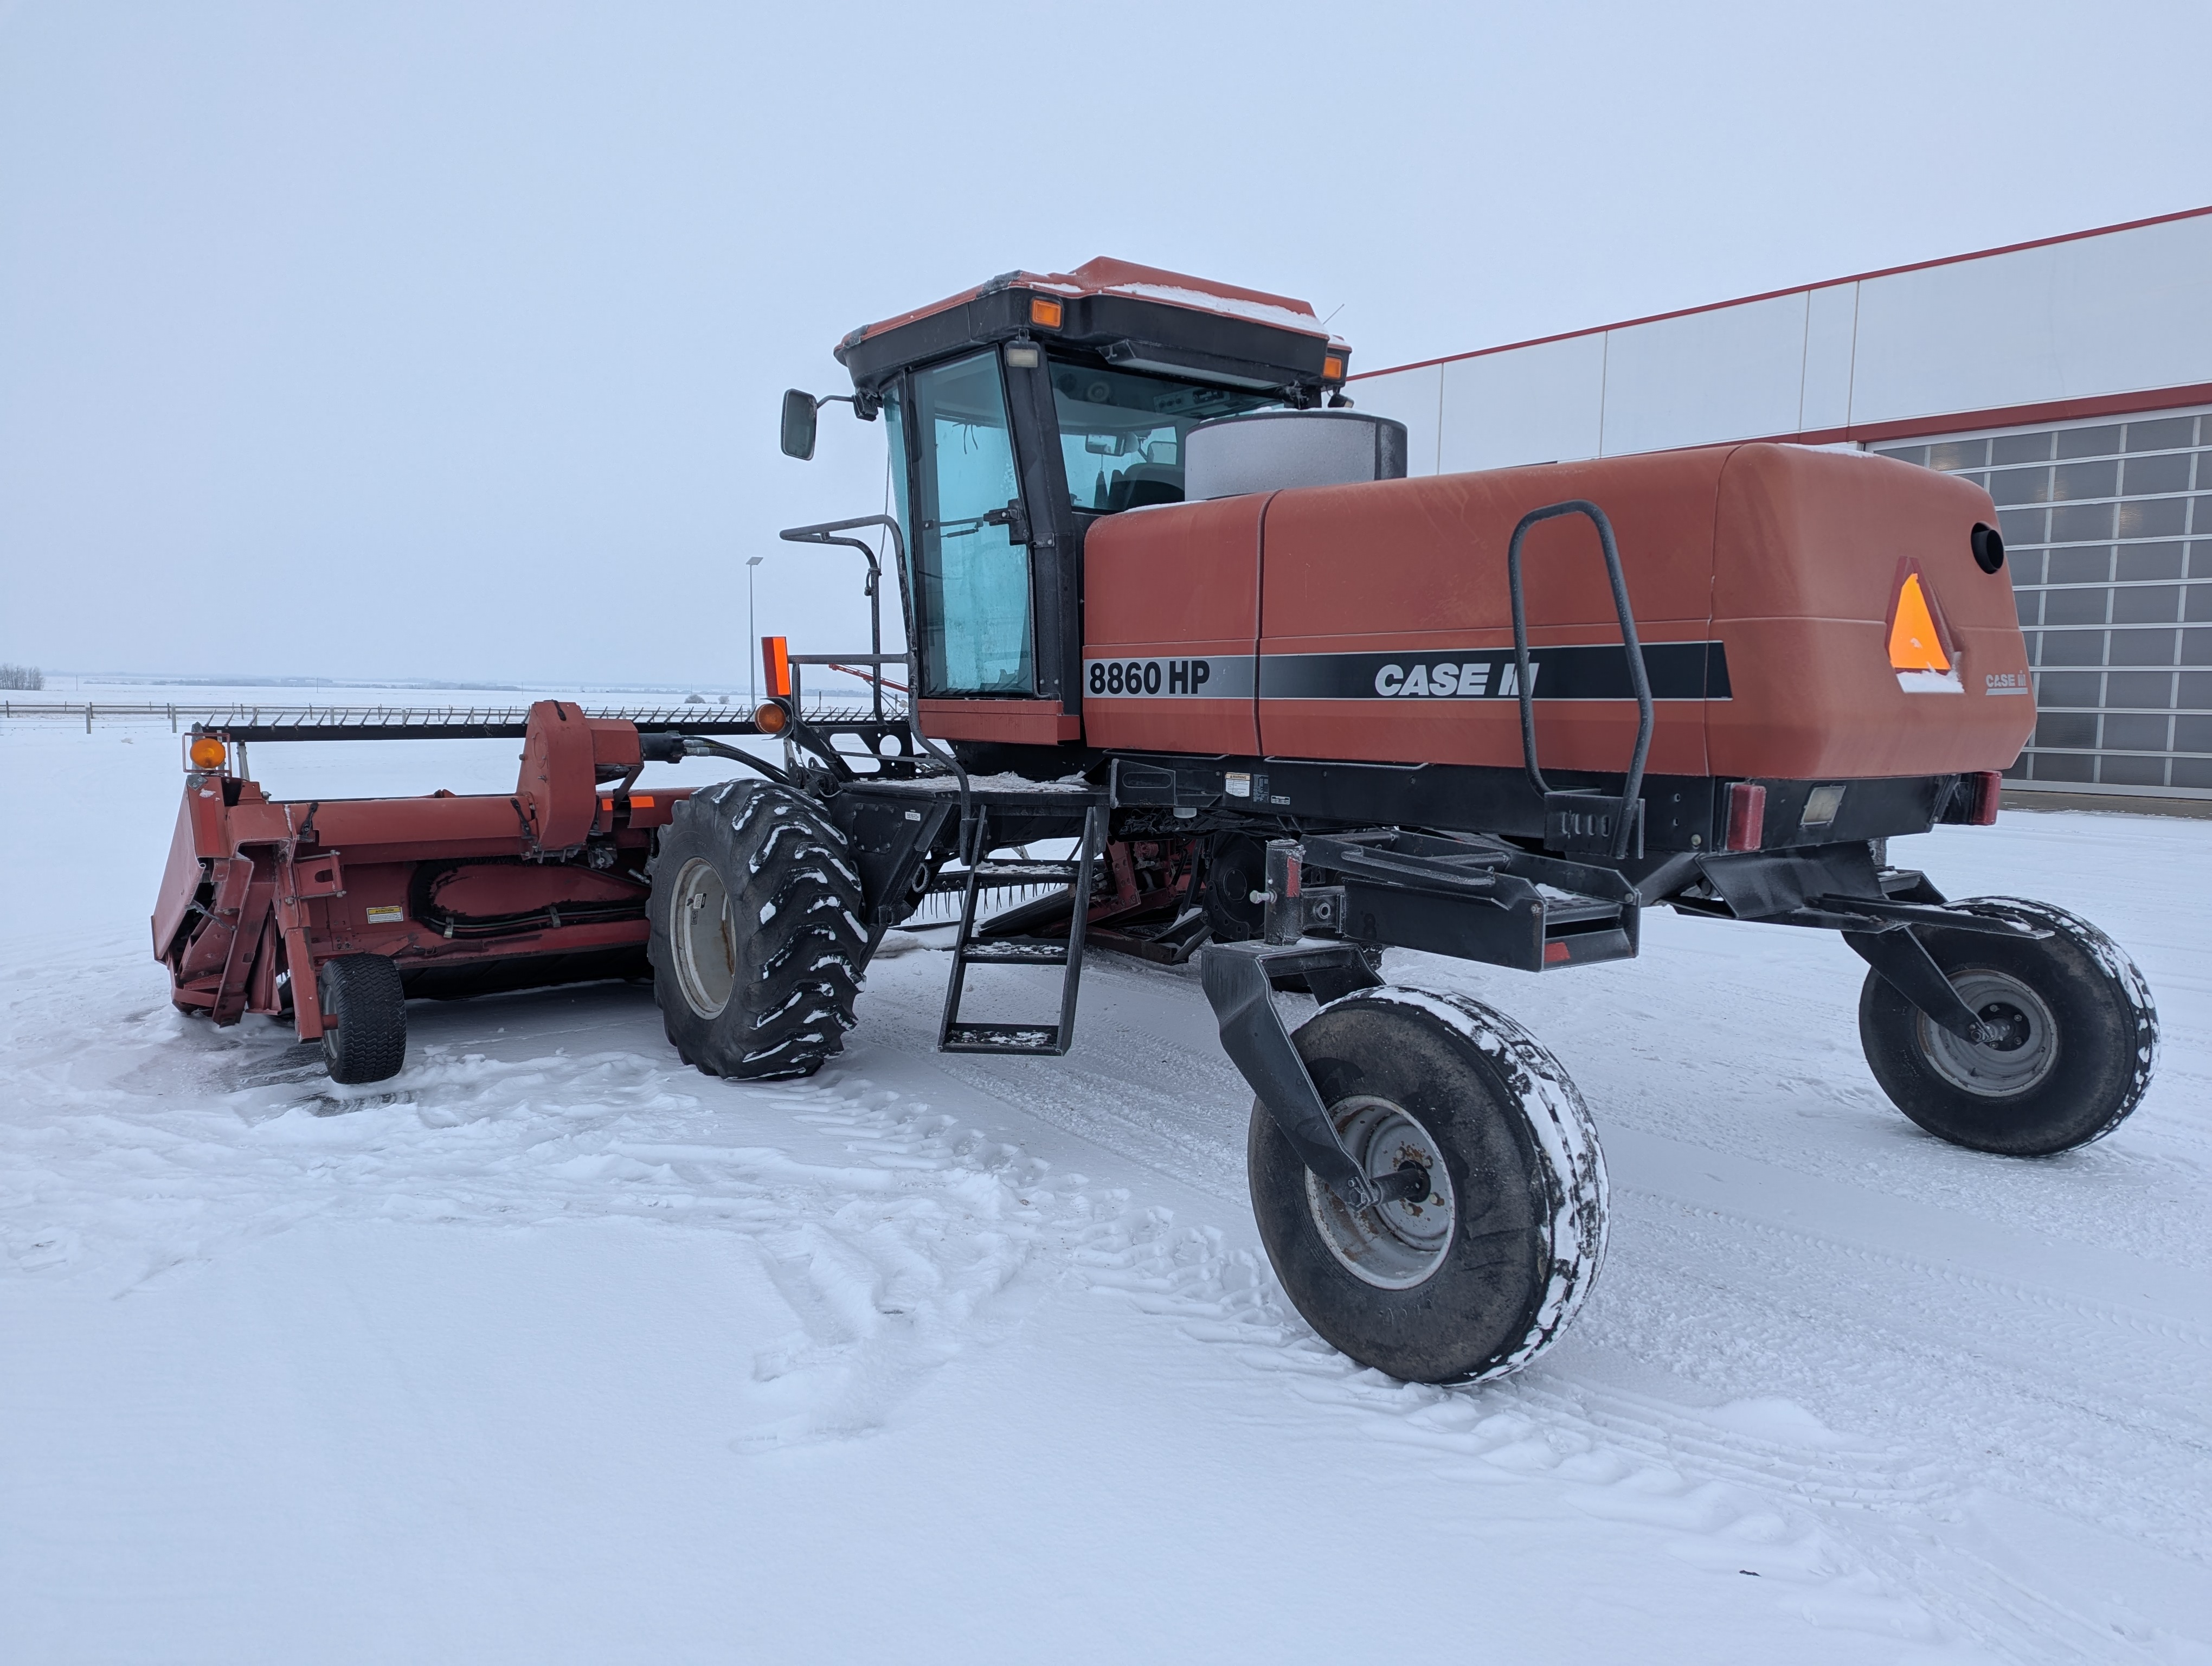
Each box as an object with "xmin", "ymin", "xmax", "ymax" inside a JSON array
[
  {"xmin": 1917, "ymin": 969, "xmax": 2059, "ymax": 1098},
  {"xmin": 671, "ymin": 858, "xmax": 736, "ymax": 1019},
  {"xmin": 1304, "ymin": 1097, "xmax": 1457, "ymax": 1290}
]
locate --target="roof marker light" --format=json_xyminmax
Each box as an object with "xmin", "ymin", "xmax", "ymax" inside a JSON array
[
  {"xmin": 1028, "ymin": 296, "xmax": 1063, "ymax": 329},
  {"xmin": 1322, "ymin": 354, "xmax": 1345, "ymax": 380}
]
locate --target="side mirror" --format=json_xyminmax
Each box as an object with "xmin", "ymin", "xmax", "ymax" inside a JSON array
[{"xmin": 780, "ymin": 389, "xmax": 818, "ymax": 461}]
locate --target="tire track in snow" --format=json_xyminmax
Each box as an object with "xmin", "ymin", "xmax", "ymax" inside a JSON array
[
  {"xmin": 851, "ymin": 940, "xmax": 2212, "ymax": 1662},
  {"xmin": 0, "ymin": 960, "xmax": 2014, "ymax": 1658},
  {"xmin": 7, "ymin": 853, "xmax": 2209, "ymax": 1659}
]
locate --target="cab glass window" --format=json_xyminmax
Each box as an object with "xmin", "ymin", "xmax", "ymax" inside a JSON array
[
  {"xmin": 1050, "ymin": 360, "xmax": 1282, "ymax": 515},
  {"xmin": 909, "ymin": 352, "xmax": 1033, "ymax": 695}
]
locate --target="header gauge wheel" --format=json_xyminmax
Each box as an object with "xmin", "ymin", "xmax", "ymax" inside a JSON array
[
  {"xmin": 1247, "ymin": 988, "xmax": 1607, "ymax": 1385},
  {"xmin": 317, "ymin": 954, "xmax": 407, "ymax": 1085},
  {"xmin": 1857, "ymin": 896, "xmax": 2157, "ymax": 1156}
]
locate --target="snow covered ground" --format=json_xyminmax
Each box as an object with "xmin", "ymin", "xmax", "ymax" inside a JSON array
[{"xmin": 3, "ymin": 715, "xmax": 2208, "ymax": 1665}]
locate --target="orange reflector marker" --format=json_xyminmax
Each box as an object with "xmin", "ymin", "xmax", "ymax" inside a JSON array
[
  {"xmin": 1029, "ymin": 296, "xmax": 1063, "ymax": 329},
  {"xmin": 1888, "ymin": 572, "xmax": 1951, "ymax": 672},
  {"xmin": 761, "ymin": 634, "xmax": 791, "ymax": 697},
  {"xmin": 632, "ymin": 795, "xmax": 655, "ymax": 808},
  {"xmin": 754, "ymin": 702, "xmax": 789, "ymax": 735},
  {"xmin": 188, "ymin": 735, "xmax": 226, "ymax": 771},
  {"xmin": 1544, "ymin": 940, "xmax": 1571, "ymax": 965},
  {"xmin": 1322, "ymin": 354, "xmax": 1345, "ymax": 380}
]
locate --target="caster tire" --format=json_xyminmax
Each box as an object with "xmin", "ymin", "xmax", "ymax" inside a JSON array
[
  {"xmin": 649, "ymin": 780, "xmax": 866, "ymax": 1081},
  {"xmin": 1248, "ymin": 986, "xmax": 1607, "ymax": 1384},
  {"xmin": 1858, "ymin": 896, "xmax": 2157, "ymax": 1156},
  {"xmin": 318, "ymin": 954, "xmax": 407, "ymax": 1085}
]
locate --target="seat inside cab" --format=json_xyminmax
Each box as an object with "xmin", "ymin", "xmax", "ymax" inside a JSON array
[{"xmin": 1049, "ymin": 360, "xmax": 1281, "ymax": 516}]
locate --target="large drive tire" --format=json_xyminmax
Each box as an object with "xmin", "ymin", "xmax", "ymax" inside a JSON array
[
  {"xmin": 1248, "ymin": 986, "xmax": 1608, "ymax": 1384},
  {"xmin": 318, "ymin": 954, "xmax": 407, "ymax": 1085},
  {"xmin": 649, "ymin": 780, "xmax": 867, "ymax": 1080},
  {"xmin": 1857, "ymin": 897, "xmax": 2157, "ymax": 1156}
]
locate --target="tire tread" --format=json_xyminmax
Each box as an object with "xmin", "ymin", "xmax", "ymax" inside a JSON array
[
  {"xmin": 319, "ymin": 953, "xmax": 408, "ymax": 1085},
  {"xmin": 650, "ymin": 782, "xmax": 867, "ymax": 1081}
]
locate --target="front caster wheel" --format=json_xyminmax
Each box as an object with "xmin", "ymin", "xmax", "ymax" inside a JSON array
[
  {"xmin": 317, "ymin": 954, "xmax": 407, "ymax": 1085},
  {"xmin": 1857, "ymin": 897, "xmax": 2157, "ymax": 1156},
  {"xmin": 1247, "ymin": 987, "xmax": 1607, "ymax": 1385}
]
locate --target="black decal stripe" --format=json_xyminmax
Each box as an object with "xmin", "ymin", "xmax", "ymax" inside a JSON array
[{"xmin": 1257, "ymin": 642, "xmax": 1730, "ymax": 701}]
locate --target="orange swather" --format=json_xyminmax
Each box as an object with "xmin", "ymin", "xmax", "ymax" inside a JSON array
[{"xmin": 1889, "ymin": 572, "xmax": 1951, "ymax": 672}]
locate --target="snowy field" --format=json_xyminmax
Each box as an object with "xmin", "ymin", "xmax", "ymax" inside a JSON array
[{"xmin": 3, "ymin": 715, "xmax": 2208, "ymax": 1665}]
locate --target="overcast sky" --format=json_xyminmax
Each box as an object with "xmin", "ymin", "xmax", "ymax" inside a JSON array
[{"xmin": 3, "ymin": 1, "xmax": 2208, "ymax": 688}]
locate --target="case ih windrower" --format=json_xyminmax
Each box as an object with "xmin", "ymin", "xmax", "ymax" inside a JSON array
[{"xmin": 155, "ymin": 259, "xmax": 2159, "ymax": 1385}]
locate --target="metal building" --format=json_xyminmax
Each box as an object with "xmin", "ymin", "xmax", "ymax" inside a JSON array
[{"xmin": 1352, "ymin": 206, "xmax": 2212, "ymax": 806}]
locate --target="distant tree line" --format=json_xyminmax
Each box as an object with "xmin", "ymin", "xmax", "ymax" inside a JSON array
[{"xmin": 0, "ymin": 664, "xmax": 43, "ymax": 690}]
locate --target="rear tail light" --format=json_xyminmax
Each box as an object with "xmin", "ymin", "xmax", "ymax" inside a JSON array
[
  {"xmin": 1966, "ymin": 770, "xmax": 2001, "ymax": 825},
  {"xmin": 1722, "ymin": 782, "xmax": 1766, "ymax": 851}
]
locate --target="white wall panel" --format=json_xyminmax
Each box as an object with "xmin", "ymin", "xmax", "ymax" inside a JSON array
[
  {"xmin": 1347, "ymin": 363, "xmax": 1443, "ymax": 476},
  {"xmin": 1374, "ymin": 211, "xmax": 2211, "ymax": 477},
  {"xmin": 2039, "ymin": 214, "xmax": 2212, "ymax": 398},
  {"xmin": 1851, "ymin": 215, "xmax": 2212, "ymax": 425},
  {"xmin": 1597, "ymin": 292, "xmax": 1808, "ymax": 456},
  {"xmin": 1850, "ymin": 246, "xmax": 2081, "ymax": 420},
  {"xmin": 1799, "ymin": 283, "xmax": 1859, "ymax": 432},
  {"xmin": 1437, "ymin": 333, "xmax": 1606, "ymax": 471}
]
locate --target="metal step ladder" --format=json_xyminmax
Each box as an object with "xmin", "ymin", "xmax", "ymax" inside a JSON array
[{"xmin": 938, "ymin": 805, "xmax": 1105, "ymax": 1055}]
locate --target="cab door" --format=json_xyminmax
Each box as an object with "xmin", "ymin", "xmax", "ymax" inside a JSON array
[{"xmin": 905, "ymin": 351, "xmax": 1036, "ymax": 696}]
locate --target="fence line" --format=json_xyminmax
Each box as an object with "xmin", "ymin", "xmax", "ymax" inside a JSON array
[{"xmin": 0, "ymin": 697, "xmax": 909, "ymax": 736}]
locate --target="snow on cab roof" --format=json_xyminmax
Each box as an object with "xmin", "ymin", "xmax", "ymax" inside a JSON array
[{"xmin": 840, "ymin": 256, "xmax": 1343, "ymax": 352}]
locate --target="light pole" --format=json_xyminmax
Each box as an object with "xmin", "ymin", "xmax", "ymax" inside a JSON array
[{"xmin": 746, "ymin": 556, "xmax": 764, "ymax": 706}]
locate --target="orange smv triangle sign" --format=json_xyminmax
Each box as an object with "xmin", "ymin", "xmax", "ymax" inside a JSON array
[{"xmin": 1889, "ymin": 572, "xmax": 1951, "ymax": 672}]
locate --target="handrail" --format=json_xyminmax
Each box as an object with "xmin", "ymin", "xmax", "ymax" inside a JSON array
[
  {"xmin": 779, "ymin": 515, "xmax": 906, "ymax": 723},
  {"xmin": 1506, "ymin": 498, "xmax": 1655, "ymax": 862},
  {"xmin": 779, "ymin": 514, "xmax": 973, "ymax": 858}
]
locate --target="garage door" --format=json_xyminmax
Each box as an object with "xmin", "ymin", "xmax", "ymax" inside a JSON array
[{"xmin": 1874, "ymin": 407, "xmax": 2211, "ymax": 799}]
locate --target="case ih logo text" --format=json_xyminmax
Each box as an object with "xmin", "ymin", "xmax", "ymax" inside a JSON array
[{"xmin": 1374, "ymin": 661, "xmax": 1538, "ymax": 698}]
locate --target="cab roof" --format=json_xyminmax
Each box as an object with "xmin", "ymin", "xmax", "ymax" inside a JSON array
[{"xmin": 833, "ymin": 257, "xmax": 1352, "ymax": 405}]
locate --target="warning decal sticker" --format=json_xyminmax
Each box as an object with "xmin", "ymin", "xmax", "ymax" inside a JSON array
[{"xmin": 1887, "ymin": 561, "xmax": 1964, "ymax": 694}]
